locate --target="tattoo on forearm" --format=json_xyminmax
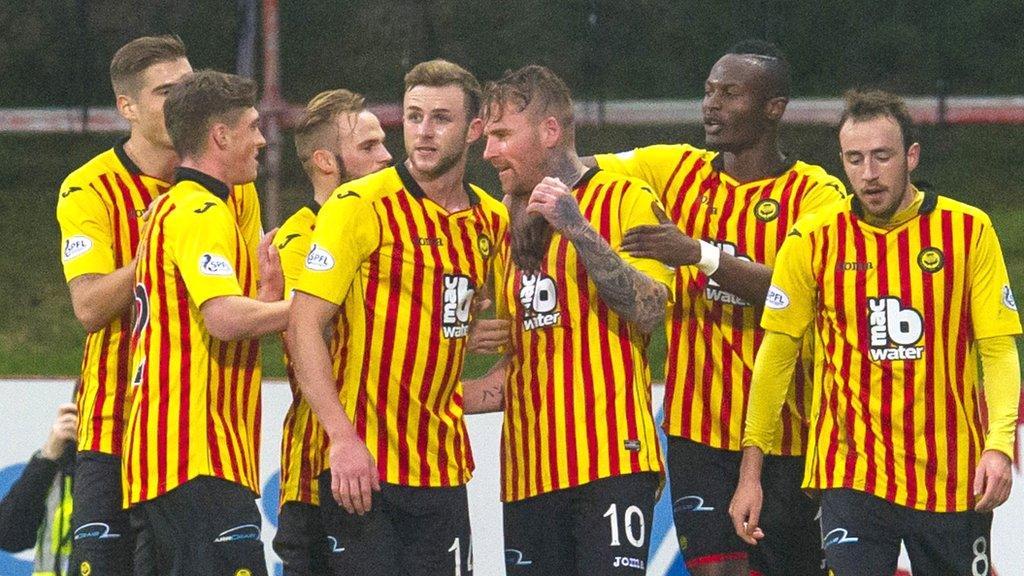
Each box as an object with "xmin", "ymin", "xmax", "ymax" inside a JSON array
[
  {"xmin": 563, "ymin": 210, "xmax": 668, "ymax": 332},
  {"xmin": 481, "ymin": 383, "xmax": 503, "ymax": 407}
]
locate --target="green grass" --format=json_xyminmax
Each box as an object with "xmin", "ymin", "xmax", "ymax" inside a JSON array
[{"xmin": 2, "ymin": 125, "xmax": 1022, "ymax": 378}]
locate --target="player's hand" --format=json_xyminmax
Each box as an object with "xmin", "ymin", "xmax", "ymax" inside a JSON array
[
  {"xmin": 728, "ymin": 479, "xmax": 766, "ymax": 545},
  {"xmin": 257, "ymin": 228, "xmax": 284, "ymax": 302},
  {"xmin": 526, "ymin": 177, "xmax": 585, "ymax": 235},
  {"xmin": 329, "ymin": 432, "xmax": 380, "ymax": 515},
  {"xmin": 468, "ymin": 285, "xmax": 510, "ymax": 353},
  {"xmin": 621, "ymin": 205, "xmax": 700, "ymax": 267},
  {"xmin": 468, "ymin": 319, "xmax": 511, "ymax": 354},
  {"xmin": 973, "ymin": 449, "xmax": 1013, "ymax": 512},
  {"xmin": 40, "ymin": 403, "xmax": 77, "ymax": 461}
]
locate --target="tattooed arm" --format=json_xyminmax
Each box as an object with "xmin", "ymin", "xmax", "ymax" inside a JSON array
[
  {"xmin": 463, "ymin": 356, "xmax": 509, "ymax": 414},
  {"xmin": 527, "ymin": 176, "xmax": 668, "ymax": 333}
]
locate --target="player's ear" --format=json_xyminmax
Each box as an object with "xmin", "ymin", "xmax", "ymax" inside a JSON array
[
  {"xmin": 466, "ymin": 116, "xmax": 483, "ymax": 145},
  {"xmin": 539, "ymin": 116, "xmax": 561, "ymax": 148},
  {"xmin": 906, "ymin": 142, "xmax": 921, "ymax": 173},
  {"xmin": 116, "ymin": 94, "xmax": 136, "ymax": 122},
  {"xmin": 211, "ymin": 122, "xmax": 229, "ymax": 151},
  {"xmin": 311, "ymin": 149, "xmax": 336, "ymax": 175},
  {"xmin": 764, "ymin": 96, "xmax": 788, "ymax": 122}
]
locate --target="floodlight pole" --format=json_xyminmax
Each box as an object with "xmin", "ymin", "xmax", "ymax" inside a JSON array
[{"xmin": 260, "ymin": 0, "xmax": 283, "ymax": 227}]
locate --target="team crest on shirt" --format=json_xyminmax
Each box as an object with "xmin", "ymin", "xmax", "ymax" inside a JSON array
[
  {"xmin": 917, "ymin": 247, "xmax": 944, "ymax": 273},
  {"xmin": 1003, "ymin": 285, "xmax": 1017, "ymax": 311},
  {"xmin": 63, "ymin": 235, "xmax": 94, "ymax": 261},
  {"xmin": 867, "ymin": 296, "xmax": 924, "ymax": 361},
  {"xmin": 519, "ymin": 272, "xmax": 560, "ymax": 330},
  {"xmin": 305, "ymin": 243, "xmax": 335, "ymax": 271},
  {"xmin": 441, "ymin": 274, "xmax": 475, "ymax": 339},
  {"xmin": 753, "ymin": 198, "xmax": 780, "ymax": 222},
  {"xmin": 477, "ymin": 234, "xmax": 492, "ymax": 260},
  {"xmin": 199, "ymin": 253, "xmax": 234, "ymax": 276}
]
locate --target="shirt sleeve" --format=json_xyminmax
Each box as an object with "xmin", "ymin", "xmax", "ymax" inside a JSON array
[
  {"xmin": 594, "ymin": 146, "xmax": 666, "ymax": 193},
  {"xmin": 294, "ymin": 194, "xmax": 380, "ymax": 306},
  {"xmin": 618, "ymin": 179, "xmax": 676, "ymax": 294},
  {"xmin": 742, "ymin": 330, "xmax": 803, "ymax": 451},
  {"xmin": 168, "ymin": 199, "xmax": 245, "ymax": 308},
  {"xmin": 969, "ymin": 220, "xmax": 1022, "ymax": 340},
  {"xmin": 275, "ymin": 216, "xmax": 312, "ymax": 301},
  {"xmin": 797, "ymin": 174, "xmax": 849, "ymax": 218},
  {"xmin": 56, "ymin": 178, "xmax": 116, "ymax": 282},
  {"xmin": 760, "ymin": 224, "xmax": 818, "ymax": 338},
  {"xmin": 976, "ymin": 335, "xmax": 1021, "ymax": 461}
]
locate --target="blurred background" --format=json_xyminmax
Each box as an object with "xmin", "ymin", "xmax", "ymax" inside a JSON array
[{"xmin": 1, "ymin": 0, "xmax": 1022, "ymax": 378}]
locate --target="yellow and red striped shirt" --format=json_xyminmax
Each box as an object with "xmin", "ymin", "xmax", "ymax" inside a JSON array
[
  {"xmin": 295, "ymin": 164, "xmax": 508, "ymax": 487},
  {"xmin": 123, "ymin": 168, "xmax": 263, "ymax": 505},
  {"xmin": 275, "ymin": 202, "xmax": 327, "ymax": 506},
  {"xmin": 57, "ymin": 140, "xmax": 262, "ymax": 456},
  {"xmin": 498, "ymin": 168, "xmax": 673, "ymax": 502},
  {"xmin": 596, "ymin": 144, "xmax": 847, "ymax": 455},
  {"xmin": 763, "ymin": 190, "xmax": 1022, "ymax": 511}
]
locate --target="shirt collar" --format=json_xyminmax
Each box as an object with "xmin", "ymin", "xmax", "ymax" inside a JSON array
[{"xmin": 173, "ymin": 167, "xmax": 231, "ymax": 200}]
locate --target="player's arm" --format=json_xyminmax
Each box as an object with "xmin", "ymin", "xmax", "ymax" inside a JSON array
[
  {"xmin": 58, "ymin": 180, "xmax": 140, "ymax": 332},
  {"xmin": 729, "ymin": 329, "xmax": 801, "ymax": 545},
  {"xmin": 289, "ymin": 291, "xmax": 379, "ymax": 515},
  {"xmin": 199, "ymin": 229, "xmax": 288, "ymax": 341},
  {"xmin": 463, "ymin": 355, "xmax": 509, "ymax": 414},
  {"xmin": 972, "ymin": 335, "xmax": 1021, "ymax": 512},
  {"xmin": 200, "ymin": 297, "xmax": 289, "ymax": 341},
  {"xmin": 621, "ymin": 211, "xmax": 773, "ymax": 306},
  {"xmin": 529, "ymin": 176, "xmax": 667, "ymax": 333},
  {"xmin": 966, "ymin": 220, "xmax": 1023, "ymax": 512},
  {"xmin": 68, "ymin": 268, "xmax": 137, "ymax": 332}
]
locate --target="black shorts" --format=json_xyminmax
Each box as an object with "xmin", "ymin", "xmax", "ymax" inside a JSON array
[
  {"xmin": 130, "ymin": 475, "xmax": 268, "ymax": 576},
  {"xmin": 503, "ymin": 472, "xmax": 659, "ymax": 576},
  {"xmin": 666, "ymin": 436, "xmax": 823, "ymax": 575},
  {"xmin": 273, "ymin": 501, "xmax": 329, "ymax": 576},
  {"xmin": 317, "ymin": 471, "xmax": 472, "ymax": 576},
  {"xmin": 820, "ymin": 488, "xmax": 993, "ymax": 576},
  {"xmin": 69, "ymin": 450, "xmax": 133, "ymax": 576}
]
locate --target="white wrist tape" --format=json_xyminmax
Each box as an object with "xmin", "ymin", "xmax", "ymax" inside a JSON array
[{"xmin": 696, "ymin": 240, "xmax": 721, "ymax": 276}]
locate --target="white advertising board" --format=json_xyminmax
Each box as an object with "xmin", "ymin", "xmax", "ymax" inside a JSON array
[{"xmin": 0, "ymin": 379, "xmax": 1020, "ymax": 575}]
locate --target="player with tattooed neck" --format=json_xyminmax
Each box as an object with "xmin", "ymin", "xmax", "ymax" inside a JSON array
[{"xmin": 465, "ymin": 64, "xmax": 672, "ymax": 576}]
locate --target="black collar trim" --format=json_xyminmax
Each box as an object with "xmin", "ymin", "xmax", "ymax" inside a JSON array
[
  {"xmin": 710, "ymin": 152, "xmax": 796, "ymax": 178},
  {"xmin": 305, "ymin": 198, "xmax": 322, "ymax": 215},
  {"xmin": 576, "ymin": 166, "xmax": 600, "ymax": 190},
  {"xmin": 396, "ymin": 162, "xmax": 480, "ymax": 206},
  {"xmin": 173, "ymin": 167, "xmax": 230, "ymax": 201},
  {"xmin": 851, "ymin": 187, "xmax": 938, "ymax": 219},
  {"xmin": 114, "ymin": 137, "xmax": 144, "ymax": 176}
]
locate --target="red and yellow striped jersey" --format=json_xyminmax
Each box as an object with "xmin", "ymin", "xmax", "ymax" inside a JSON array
[
  {"xmin": 764, "ymin": 190, "xmax": 1022, "ymax": 511},
  {"xmin": 596, "ymin": 144, "xmax": 847, "ymax": 455},
  {"xmin": 275, "ymin": 202, "xmax": 327, "ymax": 506},
  {"xmin": 498, "ymin": 168, "xmax": 673, "ymax": 502},
  {"xmin": 57, "ymin": 140, "xmax": 262, "ymax": 456},
  {"xmin": 123, "ymin": 168, "xmax": 263, "ymax": 506},
  {"xmin": 295, "ymin": 164, "xmax": 508, "ymax": 487}
]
